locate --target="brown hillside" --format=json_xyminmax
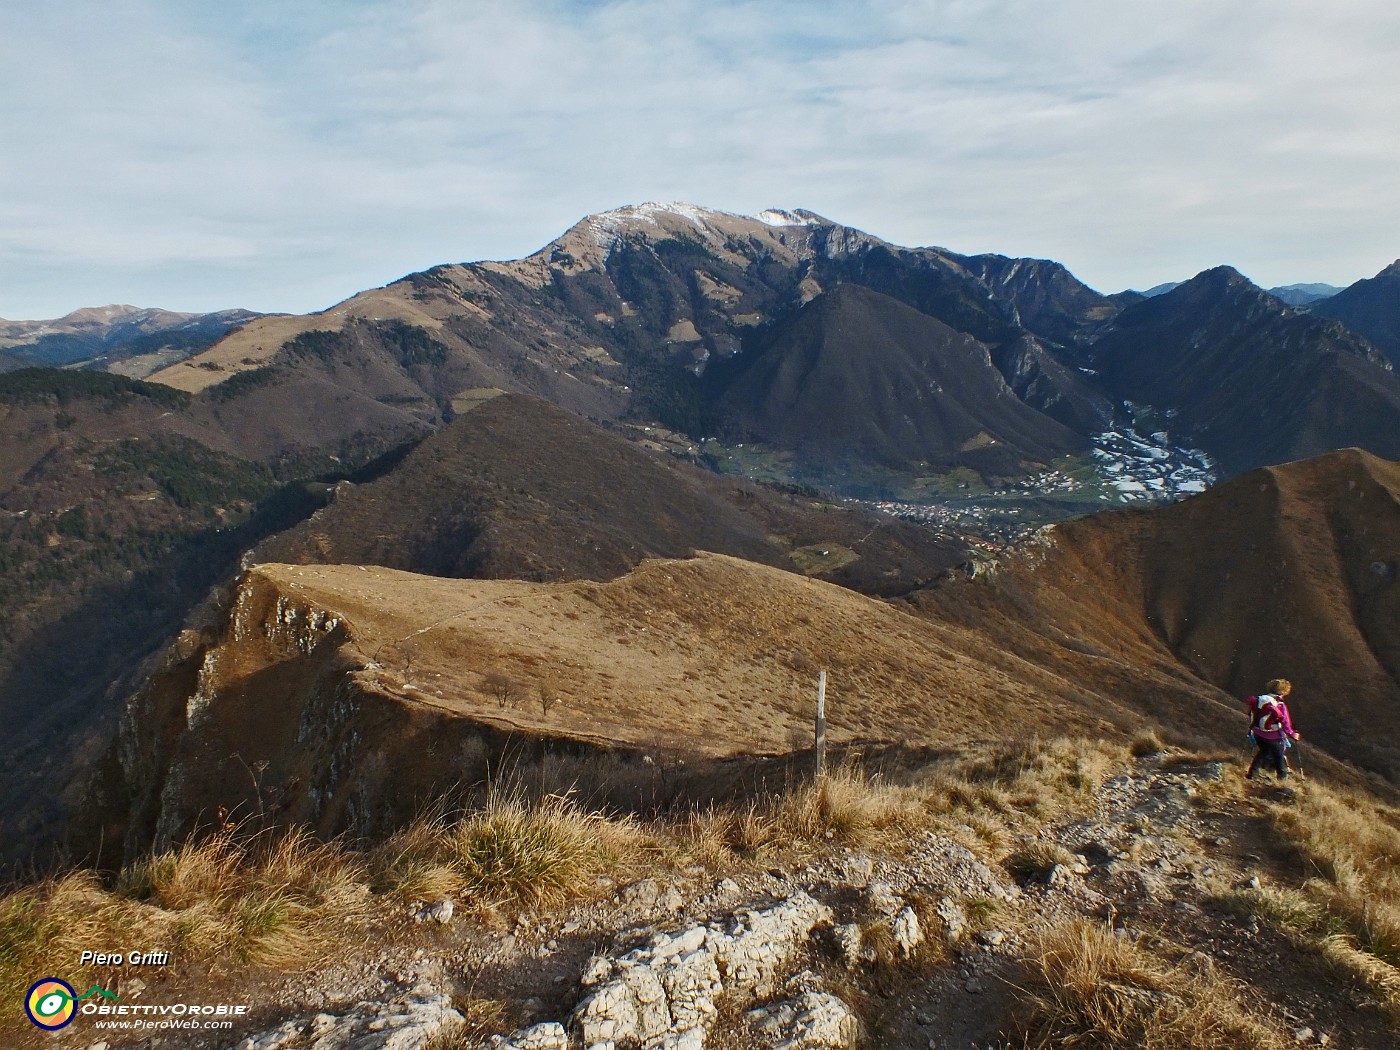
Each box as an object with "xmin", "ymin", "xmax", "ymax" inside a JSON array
[
  {"xmin": 103, "ymin": 553, "xmax": 1233, "ymax": 856},
  {"xmin": 910, "ymin": 449, "xmax": 1400, "ymax": 779},
  {"xmin": 256, "ymin": 392, "xmax": 966, "ymax": 595}
]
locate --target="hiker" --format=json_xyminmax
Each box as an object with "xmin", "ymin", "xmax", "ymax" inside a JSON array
[{"xmin": 1245, "ymin": 678, "xmax": 1301, "ymax": 780}]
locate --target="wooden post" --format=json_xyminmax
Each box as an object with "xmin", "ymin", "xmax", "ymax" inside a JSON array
[{"xmin": 815, "ymin": 670, "xmax": 827, "ymax": 777}]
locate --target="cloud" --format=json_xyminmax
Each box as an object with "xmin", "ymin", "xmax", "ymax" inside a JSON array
[{"xmin": 2, "ymin": 0, "xmax": 1398, "ymax": 316}]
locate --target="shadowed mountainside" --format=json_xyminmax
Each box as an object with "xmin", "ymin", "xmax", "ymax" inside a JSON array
[
  {"xmin": 1310, "ymin": 259, "xmax": 1400, "ymax": 369},
  {"xmin": 256, "ymin": 392, "xmax": 968, "ymax": 597},
  {"xmin": 708, "ymin": 283, "xmax": 1085, "ymax": 476},
  {"xmin": 1089, "ymin": 267, "xmax": 1400, "ymax": 474}
]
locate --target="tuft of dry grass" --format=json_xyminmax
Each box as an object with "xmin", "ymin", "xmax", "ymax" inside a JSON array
[
  {"xmin": 369, "ymin": 819, "xmax": 467, "ymax": 902},
  {"xmin": 933, "ymin": 737, "xmax": 1119, "ymax": 821},
  {"xmin": 1203, "ymin": 881, "xmax": 1322, "ymax": 933},
  {"xmin": 774, "ymin": 764, "xmax": 925, "ymax": 846},
  {"xmin": 446, "ymin": 792, "xmax": 646, "ymax": 906},
  {"xmin": 1004, "ymin": 840, "xmax": 1081, "ymax": 885},
  {"xmin": 1129, "ymin": 728, "xmax": 1166, "ymax": 757},
  {"xmin": 1017, "ymin": 919, "xmax": 1290, "ymax": 1050},
  {"xmin": 681, "ymin": 762, "xmax": 933, "ymax": 865},
  {"xmin": 682, "ymin": 803, "xmax": 783, "ymax": 865}
]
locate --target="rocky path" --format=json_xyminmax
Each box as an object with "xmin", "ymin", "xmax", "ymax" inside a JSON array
[{"xmin": 73, "ymin": 753, "xmax": 1392, "ymax": 1050}]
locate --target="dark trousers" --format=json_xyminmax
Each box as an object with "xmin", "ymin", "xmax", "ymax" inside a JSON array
[{"xmin": 1248, "ymin": 737, "xmax": 1289, "ymax": 779}]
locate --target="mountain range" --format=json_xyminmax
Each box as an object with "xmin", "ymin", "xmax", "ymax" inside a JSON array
[
  {"xmin": 0, "ymin": 303, "xmax": 263, "ymax": 377},
  {"xmin": 138, "ymin": 203, "xmax": 1400, "ymax": 492},
  {"xmin": 1, "ymin": 203, "xmax": 1399, "ymax": 871}
]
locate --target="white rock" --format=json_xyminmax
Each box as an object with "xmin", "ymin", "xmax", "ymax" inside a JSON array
[
  {"xmin": 935, "ymin": 897, "xmax": 966, "ymax": 943},
  {"xmin": 842, "ymin": 854, "xmax": 874, "ymax": 886},
  {"xmin": 865, "ymin": 881, "xmax": 902, "ymax": 917},
  {"xmin": 229, "ymin": 992, "xmax": 462, "ymax": 1050},
  {"xmin": 570, "ymin": 892, "xmax": 831, "ymax": 1049},
  {"xmin": 893, "ymin": 907, "xmax": 923, "ymax": 957},
  {"xmin": 419, "ymin": 899, "xmax": 454, "ymax": 924},
  {"xmin": 834, "ymin": 923, "xmax": 863, "ymax": 968},
  {"xmin": 495, "ymin": 1021, "xmax": 569, "ymax": 1049},
  {"xmin": 764, "ymin": 991, "xmax": 862, "ymax": 1049}
]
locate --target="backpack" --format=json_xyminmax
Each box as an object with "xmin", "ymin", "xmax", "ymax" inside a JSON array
[{"xmin": 1250, "ymin": 695, "xmax": 1283, "ymax": 734}]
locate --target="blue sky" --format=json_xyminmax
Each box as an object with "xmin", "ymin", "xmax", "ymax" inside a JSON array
[{"xmin": 3, "ymin": 0, "xmax": 1398, "ymax": 318}]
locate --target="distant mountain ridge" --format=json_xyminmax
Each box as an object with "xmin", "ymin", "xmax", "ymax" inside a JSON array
[
  {"xmin": 1088, "ymin": 266, "xmax": 1400, "ymax": 473},
  {"xmin": 1311, "ymin": 259, "xmax": 1400, "ymax": 369},
  {"xmin": 1135, "ymin": 280, "xmax": 1342, "ymax": 305},
  {"xmin": 0, "ymin": 303, "xmax": 264, "ymax": 377},
  {"xmin": 130, "ymin": 202, "xmax": 1400, "ymax": 498}
]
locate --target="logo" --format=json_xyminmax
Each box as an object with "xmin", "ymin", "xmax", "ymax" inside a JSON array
[
  {"xmin": 25, "ymin": 978, "xmax": 76, "ymax": 1029},
  {"xmin": 24, "ymin": 978, "xmax": 120, "ymax": 1029}
]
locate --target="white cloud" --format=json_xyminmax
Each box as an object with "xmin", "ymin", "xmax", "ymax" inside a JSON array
[{"xmin": 2, "ymin": 0, "xmax": 1398, "ymax": 317}]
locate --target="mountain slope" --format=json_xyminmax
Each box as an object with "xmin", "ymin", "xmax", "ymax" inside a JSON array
[
  {"xmin": 257, "ymin": 391, "xmax": 966, "ymax": 595},
  {"xmin": 144, "ymin": 204, "xmax": 1120, "ymax": 487},
  {"xmin": 1310, "ymin": 259, "xmax": 1400, "ymax": 368},
  {"xmin": 1088, "ymin": 267, "xmax": 1400, "ymax": 473},
  {"xmin": 908, "ymin": 449, "xmax": 1400, "ymax": 780},
  {"xmin": 136, "ymin": 205, "xmax": 1400, "ymax": 490},
  {"xmin": 99, "ymin": 552, "xmax": 1226, "ymax": 855},
  {"xmin": 710, "ymin": 283, "xmax": 1085, "ymax": 476}
]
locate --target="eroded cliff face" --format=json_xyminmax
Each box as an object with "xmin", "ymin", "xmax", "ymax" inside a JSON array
[{"xmin": 95, "ymin": 568, "xmax": 594, "ymax": 863}]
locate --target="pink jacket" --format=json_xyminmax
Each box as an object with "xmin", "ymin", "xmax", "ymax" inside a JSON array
[{"xmin": 1248, "ymin": 694, "xmax": 1296, "ymax": 741}]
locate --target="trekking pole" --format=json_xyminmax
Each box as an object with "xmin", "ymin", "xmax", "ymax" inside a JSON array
[{"xmin": 1292, "ymin": 738, "xmax": 1305, "ymax": 780}]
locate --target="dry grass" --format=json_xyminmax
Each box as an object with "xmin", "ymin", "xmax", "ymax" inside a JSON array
[
  {"xmin": 1130, "ymin": 728, "xmax": 1166, "ymax": 757},
  {"xmin": 1203, "ymin": 881, "xmax": 1323, "ymax": 933},
  {"xmin": 683, "ymin": 803, "xmax": 785, "ymax": 865},
  {"xmin": 773, "ymin": 764, "xmax": 926, "ymax": 846},
  {"xmin": 1004, "ymin": 841, "xmax": 1081, "ymax": 885},
  {"xmin": 366, "ymin": 788, "xmax": 654, "ymax": 911},
  {"xmin": 674, "ymin": 738, "xmax": 1124, "ymax": 886},
  {"xmin": 1265, "ymin": 781, "xmax": 1400, "ymax": 1012},
  {"xmin": 1017, "ymin": 919, "xmax": 1290, "ymax": 1050},
  {"xmin": 0, "ymin": 789, "xmax": 652, "ymax": 1030},
  {"xmin": 369, "ymin": 818, "xmax": 468, "ymax": 902},
  {"xmin": 446, "ymin": 793, "xmax": 646, "ymax": 906},
  {"xmin": 0, "ymin": 827, "xmax": 371, "ymax": 1012},
  {"xmin": 679, "ymin": 761, "xmax": 932, "ymax": 866},
  {"xmin": 933, "ymin": 736, "xmax": 1118, "ymax": 818}
]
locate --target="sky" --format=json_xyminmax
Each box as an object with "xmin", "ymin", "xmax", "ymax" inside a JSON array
[{"xmin": 3, "ymin": 0, "xmax": 1399, "ymax": 319}]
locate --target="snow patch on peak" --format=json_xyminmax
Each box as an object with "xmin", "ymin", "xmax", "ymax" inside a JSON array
[
  {"xmin": 592, "ymin": 201, "xmax": 713, "ymax": 232},
  {"xmin": 757, "ymin": 209, "xmax": 822, "ymax": 227},
  {"xmin": 582, "ymin": 202, "xmax": 715, "ymax": 252}
]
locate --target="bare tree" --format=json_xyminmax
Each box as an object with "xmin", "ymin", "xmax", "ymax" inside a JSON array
[
  {"xmin": 483, "ymin": 670, "xmax": 522, "ymax": 709},
  {"xmin": 538, "ymin": 683, "xmax": 561, "ymax": 717}
]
